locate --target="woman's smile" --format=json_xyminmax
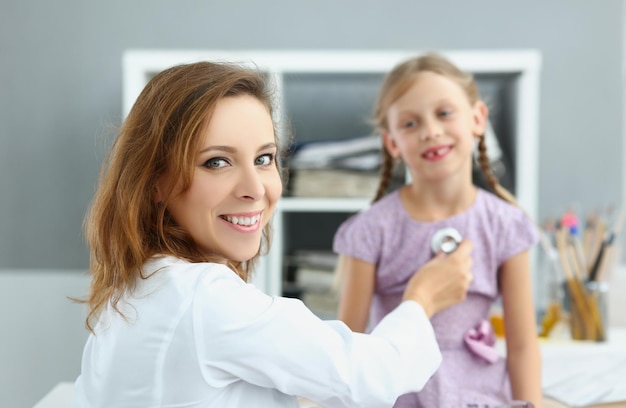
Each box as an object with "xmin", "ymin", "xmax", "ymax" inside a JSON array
[{"xmin": 220, "ymin": 211, "xmax": 263, "ymax": 232}]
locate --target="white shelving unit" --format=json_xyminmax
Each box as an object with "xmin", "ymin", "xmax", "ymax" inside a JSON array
[{"xmin": 123, "ymin": 49, "xmax": 541, "ymax": 297}]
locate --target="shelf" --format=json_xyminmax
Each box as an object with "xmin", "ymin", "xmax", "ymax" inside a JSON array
[
  {"xmin": 123, "ymin": 49, "xmax": 541, "ymax": 299},
  {"xmin": 277, "ymin": 197, "xmax": 370, "ymax": 213}
]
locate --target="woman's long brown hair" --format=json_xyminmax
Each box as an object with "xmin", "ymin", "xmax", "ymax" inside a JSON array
[
  {"xmin": 79, "ymin": 61, "xmax": 281, "ymax": 332},
  {"xmin": 372, "ymin": 53, "xmax": 517, "ymax": 206}
]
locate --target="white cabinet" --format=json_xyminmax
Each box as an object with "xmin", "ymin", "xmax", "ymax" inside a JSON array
[{"xmin": 123, "ymin": 49, "xmax": 541, "ymax": 298}]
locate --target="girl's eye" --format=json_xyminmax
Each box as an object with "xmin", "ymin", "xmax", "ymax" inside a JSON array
[
  {"xmin": 255, "ymin": 153, "xmax": 275, "ymax": 166},
  {"xmin": 402, "ymin": 120, "xmax": 417, "ymax": 129},
  {"xmin": 439, "ymin": 109, "xmax": 453, "ymax": 118},
  {"xmin": 203, "ymin": 157, "xmax": 229, "ymax": 169}
]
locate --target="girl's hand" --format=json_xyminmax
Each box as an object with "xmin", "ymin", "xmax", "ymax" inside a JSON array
[{"xmin": 402, "ymin": 240, "xmax": 473, "ymax": 317}]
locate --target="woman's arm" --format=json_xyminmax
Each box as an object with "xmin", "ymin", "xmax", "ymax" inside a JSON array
[
  {"xmin": 500, "ymin": 250, "xmax": 543, "ymax": 408},
  {"xmin": 336, "ymin": 255, "xmax": 376, "ymax": 332},
  {"xmin": 195, "ymin": 248, "xmax": 472, "ymax": 407},
  {"xmin": 195, "ymin": 265, "xmax": 441, "ymax": 408}
]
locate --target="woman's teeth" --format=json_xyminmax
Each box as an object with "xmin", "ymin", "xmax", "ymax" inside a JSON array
[{"xmin": 224, "ymin": 214, "xmax": 261, "ymax": 226}]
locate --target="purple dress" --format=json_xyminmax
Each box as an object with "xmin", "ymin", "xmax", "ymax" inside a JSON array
[{"xmin": 333, "ymin": 188, "xmax": 538, "ymax": 407}]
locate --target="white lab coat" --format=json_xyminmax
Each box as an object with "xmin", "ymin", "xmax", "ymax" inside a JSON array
[{"xmin": 73, "ymin": 256, "xmax": 441, "ymax": 407}]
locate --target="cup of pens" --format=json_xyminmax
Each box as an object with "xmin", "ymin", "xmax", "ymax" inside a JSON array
[
  {"xmin": 562, "ymin": 281, "xmax": 609, "ymax": 342},
  {"xmin": 549, "ymin": 207, "xmax": 624, "ymax": 342}
]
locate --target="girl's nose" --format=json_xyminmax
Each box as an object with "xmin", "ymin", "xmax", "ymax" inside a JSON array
[
  {"xmin": 235, "ymin": 165, "xmax": 265, "ymax": 201},
  {"xmin": 420, "ymin": 117, "xmax": 442, "ymax": 141}
]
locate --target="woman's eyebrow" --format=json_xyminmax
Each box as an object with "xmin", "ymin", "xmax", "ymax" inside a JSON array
[
  {"xmin": 199, "ymin": 145, "xmax": 235, "ymax": 154},
  {"xmin": 199, "ymin": 143, "xmax": 277, "ymax": 155},
  {"xmin": 258, "ymin": 143, "xmax": 277, "ymax": 151}
]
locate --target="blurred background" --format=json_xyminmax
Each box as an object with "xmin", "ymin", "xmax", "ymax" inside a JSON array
[{"xmin": 0, "ymin": 1, "xmax": 624, "ymax": 406}]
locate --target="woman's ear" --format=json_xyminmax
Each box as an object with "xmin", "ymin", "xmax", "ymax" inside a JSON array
[
  {"xmin": 382, "ymin": 130, "xmax": 401, "ymax": 159},
  {"xmin": 154, "ymin": 187, "xmax": 163, "ymax": 204},
  {"xmin": 154, "ymin": 178, "xmax": 166, "ymax": 204},
  {"xmin": 472, "ymin": 101, "xmax": 489, "ymax": 137}
]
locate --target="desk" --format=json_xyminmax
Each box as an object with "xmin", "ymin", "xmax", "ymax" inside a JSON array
[
  {"xmin": 34, "ymin": 329, "xmax": 626, "ymax": 408},
  {"xmin": 33, "ymin": 382, "xmax": 74, "ymax": 408},
  {"xmin": 538, "ymin": 328, "xmax": 626, "ymax": 407}
]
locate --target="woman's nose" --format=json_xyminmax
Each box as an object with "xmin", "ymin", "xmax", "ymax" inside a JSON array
[{"xmin": 235, "ymin": 166, "xmax": 265, "ymax": 200}]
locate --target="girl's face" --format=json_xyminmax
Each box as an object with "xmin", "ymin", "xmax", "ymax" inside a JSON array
[
  {"xmin": 383, "ymin": 71, "xmax": 487, "ymax": 184},
  {"xmin": 162, "ymin": 94, "xmax": 283, "ymax": 262}
]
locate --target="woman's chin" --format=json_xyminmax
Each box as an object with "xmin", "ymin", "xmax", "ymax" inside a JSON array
[{"xmin": 223, "ymin": 246, "xmax": 261, "ymax": 264}]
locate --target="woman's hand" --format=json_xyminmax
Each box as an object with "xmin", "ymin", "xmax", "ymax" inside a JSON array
[{"xmin": 402, "ymin": 240, "xmax": 473, "ymax": 317}]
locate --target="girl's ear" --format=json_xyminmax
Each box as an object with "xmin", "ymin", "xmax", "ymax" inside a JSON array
[
  {"xmin": 471, "ymin": 101, "xmax": 489, "ymax": 137},
  {"xmin": 382, "ymin": 130, "xmax": 401, "ymax": 159}
]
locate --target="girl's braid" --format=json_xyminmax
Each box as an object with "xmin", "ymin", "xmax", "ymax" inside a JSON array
[
  {"xmin": 373, "ymin": 148, "xmax": 395, "ymax": 202},
  {"xmin": 477, "ymin": 135, "xmax": 518, "ymax": 206}
]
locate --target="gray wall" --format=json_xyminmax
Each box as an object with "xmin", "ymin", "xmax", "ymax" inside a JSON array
[
  {"xmin": 1, "ymin": 1, "xmax": 624, "ymax": 407},
  {"xmin": 1, "ymin": 0, "xmax": 624, "ymax": 270}
]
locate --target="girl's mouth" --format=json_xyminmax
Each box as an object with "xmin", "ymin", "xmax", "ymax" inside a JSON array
[{"xmin": 422, "ymin": 146, "xmax": 452, "ymax": 160}]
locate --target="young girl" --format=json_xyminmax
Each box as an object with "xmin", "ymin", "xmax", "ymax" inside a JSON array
[
  {"xmin": 333, "ymin": 53, "xmax": 542, "ymax": 407},
  {"xmin": 73, "ymin": 60, "xmax": 475, "ymax": 407}
]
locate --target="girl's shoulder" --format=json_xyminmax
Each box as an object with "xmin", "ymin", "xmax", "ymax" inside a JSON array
[
  {"xmin": 474, "ymin": 188, "xmax": 539, "ymax": 253},
  {"xmin": 475, "ymin": 188, "xmax": 529, "ymax": 220},
  {"xmin": 334, "ymin": 191, "xmax": 404, "ymax": 242},
  {"xmin": 344, "ymin": 190, "xmax": 404, "ymax": 228},
  {"xmin": 361, "ymin": 190, "xmax": 404, "ymax": 218}
]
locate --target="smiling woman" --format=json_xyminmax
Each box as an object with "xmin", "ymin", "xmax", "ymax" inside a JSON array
[
  {"xmin": 72, "ymin": 60, "xmax": 475, "ymax": 408},
  {"xmin": 158, "ymin": 94, "xmax": 283, "ymax": 264}
]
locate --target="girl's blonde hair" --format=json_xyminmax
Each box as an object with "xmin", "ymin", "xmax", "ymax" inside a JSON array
[
  {"xmin": 80, "ymin": 61, "xmax": 281, "ymax": 332},
  {"xmin": 372, "ymin": 52, "xmax": 516, "ymax": 206}
]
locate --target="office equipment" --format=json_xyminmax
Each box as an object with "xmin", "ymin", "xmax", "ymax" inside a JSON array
[{"xmin": 555, "ymin": 227, "xmax": 605, "ymax": 340}]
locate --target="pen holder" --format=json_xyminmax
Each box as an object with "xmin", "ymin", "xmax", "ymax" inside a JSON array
[{"xmin": 564, "ymin": 280, "xmax": 609, "ymax": 342}]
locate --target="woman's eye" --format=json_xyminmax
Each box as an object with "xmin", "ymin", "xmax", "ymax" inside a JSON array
[
  {"xmin": 203, "ymin": 157, "xmax": 229, "ymax": 169},
  {"xmin": 255, "ymin": 153, "xmax": 275, "ymax": 166}
]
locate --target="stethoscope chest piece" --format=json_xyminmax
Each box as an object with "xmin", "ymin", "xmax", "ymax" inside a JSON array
[{"xmin": 430, "ymin": 227, "xmax": 462, "ymax": 255}]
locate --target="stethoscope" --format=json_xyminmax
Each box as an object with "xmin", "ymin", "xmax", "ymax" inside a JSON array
[{"xmin": 430, "ymin": 227, "xmax": 462, "ymax": 255}]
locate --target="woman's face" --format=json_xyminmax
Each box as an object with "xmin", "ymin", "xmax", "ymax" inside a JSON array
[{"xmin": 163, "ymin": 94, "xmax": 283, "ymax": 262}]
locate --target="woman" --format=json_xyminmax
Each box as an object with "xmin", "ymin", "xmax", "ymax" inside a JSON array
[{"xmin": 73, "ymin": 60, "xmax": 473, "ymax": 408}]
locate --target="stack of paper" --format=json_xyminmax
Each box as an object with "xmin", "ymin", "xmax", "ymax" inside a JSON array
[
  {"xmin": 289, "ymin": 134, "xmax": 382, "ymax": 171},
  {"xmin": 287, "ymin": 135, "xmax": 383, "ymax": 198},
  {"xmin": 291, "ymin": 169, "xmax": 380, "ymax": 198},
  {"xmin": 285, "ymin": 250, "xmax": 340, "ymax": 319}
]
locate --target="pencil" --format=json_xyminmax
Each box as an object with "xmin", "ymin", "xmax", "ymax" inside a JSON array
[{"xmin": 555, "ymin": 229, "xmax": 595, "ymax": 339}]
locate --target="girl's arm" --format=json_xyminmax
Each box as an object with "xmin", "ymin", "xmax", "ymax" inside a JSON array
[
  {"xmin": 336, "ymin": 255, "xmax": 376, "ymax": 333},
  {"xmin": 500, "ymin": 250, "xmax": 543, "ymax": 408}
]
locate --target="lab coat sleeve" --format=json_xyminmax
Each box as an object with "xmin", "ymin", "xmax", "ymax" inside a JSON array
[{"xmin": 192, "ymin": 265, "xmax": 442, "ymax": 408}]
